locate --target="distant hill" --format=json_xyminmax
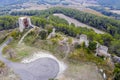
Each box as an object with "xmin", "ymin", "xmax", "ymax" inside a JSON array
[
  {"xmin": 0, "ymin": 0, "xmax": 28, "ymax": 6},
  {"xmin": 1, "ymin": 0, "xmax": 120, "ymax": 10},
  {"xmin": 73, "ymin": 0, "xmax": 120, "ymax": 10},
  {"xmin": 0, "ymin": 0, "xmax": 64, "ymax": 6},
  {"xmin": 37, "ymin": 0, "xmax": 62, "ymax": 5},
  {"xmin": 97, "ymin": 0, "xmax": 120, "ymax": 10}
]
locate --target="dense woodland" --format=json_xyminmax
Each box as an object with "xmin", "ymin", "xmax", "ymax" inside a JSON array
[
  {"xmin": 0, "ymin": 7, "xmax": 120, "ymax": 79},
  {"xmin": 89, "ymin": 6, "xmax": 120, "ymax": 20},
  {"xmin": 0, "ymin": 5, "xmax": 23, "ymax": 16},
  {"xmin": 0, "ymin": 16, "xmax": 18, "ymax": 30}
]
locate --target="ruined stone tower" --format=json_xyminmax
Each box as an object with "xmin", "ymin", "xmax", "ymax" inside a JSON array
[{"xmin": 18, "ymin": 17, "xmax": 32, "ymax": 32}]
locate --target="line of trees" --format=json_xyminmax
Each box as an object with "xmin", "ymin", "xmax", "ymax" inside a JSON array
[
  {"xmin": 11, "ymin": 7, "xmax": 120, "ymax": 38},
  {"xmin": 89, "ymin": 6, "xmax": 120, "ymax": 20}
]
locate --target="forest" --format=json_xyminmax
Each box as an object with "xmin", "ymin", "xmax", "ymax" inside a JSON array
[
  {"xmin": 89, "ymin": 6, "xmax": 120, "ymax": 20},
  {"xmin": 11, "ymin": 7, "xmax": 120, "ymax": 38},
  {"xmin": 0, "ymin": 16, "xmax": 18, "ymax": 30}
]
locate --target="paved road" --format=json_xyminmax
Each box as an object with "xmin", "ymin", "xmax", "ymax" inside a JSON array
[
  {"xmin": 0, "ymin": 38, "xmax": 59, "ymax": 80},
  {"xmin": 53, "ymin": 13, "xmax": 104, "ymax": 34}
]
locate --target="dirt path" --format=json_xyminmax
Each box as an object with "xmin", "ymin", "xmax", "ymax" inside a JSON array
[
  {"xmin": 18, "ymin": 28, "xmax": 34, "ymax": 45},
  {"xmin": 53, "ymin": 13, "xmax": 104, "ymax": 34},
  {"xmin": 63, "ymin": 43, "xmax": 70, "ymax": 60}
]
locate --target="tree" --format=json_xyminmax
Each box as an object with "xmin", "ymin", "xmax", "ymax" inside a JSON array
[
  {"xmin": 39, "ymin": 30, "xmax": 47, "ymax": 40},
  {"xmin": 45, "ymin": 24, "xmax": 53, "ymax": 34},
  {"xmin": 110, "ymin": 40, "xmax": 120, "ymax": 56},
  {"xmin": 82, "ymin": 42, "xmax": 86, "ymax": 50},
  {"xmin": 71, "ymin": 23, "xmax": 75, "ymax": 27},
  {"xmin": 114, "ymin": 63, "xmax": 120, "ymax": 80},
  {"xmin": 101, "ymin": 33, "xmax": 113, "ymax": 46},
  {"xmin": 88, "ymin": 41, "xmax": 97, "ymax": 51}
]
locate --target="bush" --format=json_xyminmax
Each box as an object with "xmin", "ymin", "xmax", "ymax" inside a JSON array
[
  {"xmin": 39, "ymin": 30, "xmax": 48, "ymax": 40},
  {"xmin": 114, "ymin": 63, "xmax": 120, "ymax": 80},
  {"xmin": 88, "ymin": 41, "xmax": 97, "ymax": 51},
  {"xmin": 0, "ymin": 61, "xmax": 5, "ymax": 68},
  {"xmin": 9, "ymin": 30, "xmax": 21, "ymax": 39},
  {"xmin": 74, "ymin": 43, "xmax": 81, "ymax": 49}
]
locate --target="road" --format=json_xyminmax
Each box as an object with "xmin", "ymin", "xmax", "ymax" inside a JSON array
[
  {"xmin": 0, "ymin": 38, "xmax": 59, "ymax": 80},
  {"xmin": 53, "ymin": 13, "xmax": 105, "ymax": 34}
]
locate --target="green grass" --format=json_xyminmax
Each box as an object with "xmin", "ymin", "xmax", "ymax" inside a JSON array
[{"xmin": 18, "ymin": 51, "xmax": 29, "ymax": 57}]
